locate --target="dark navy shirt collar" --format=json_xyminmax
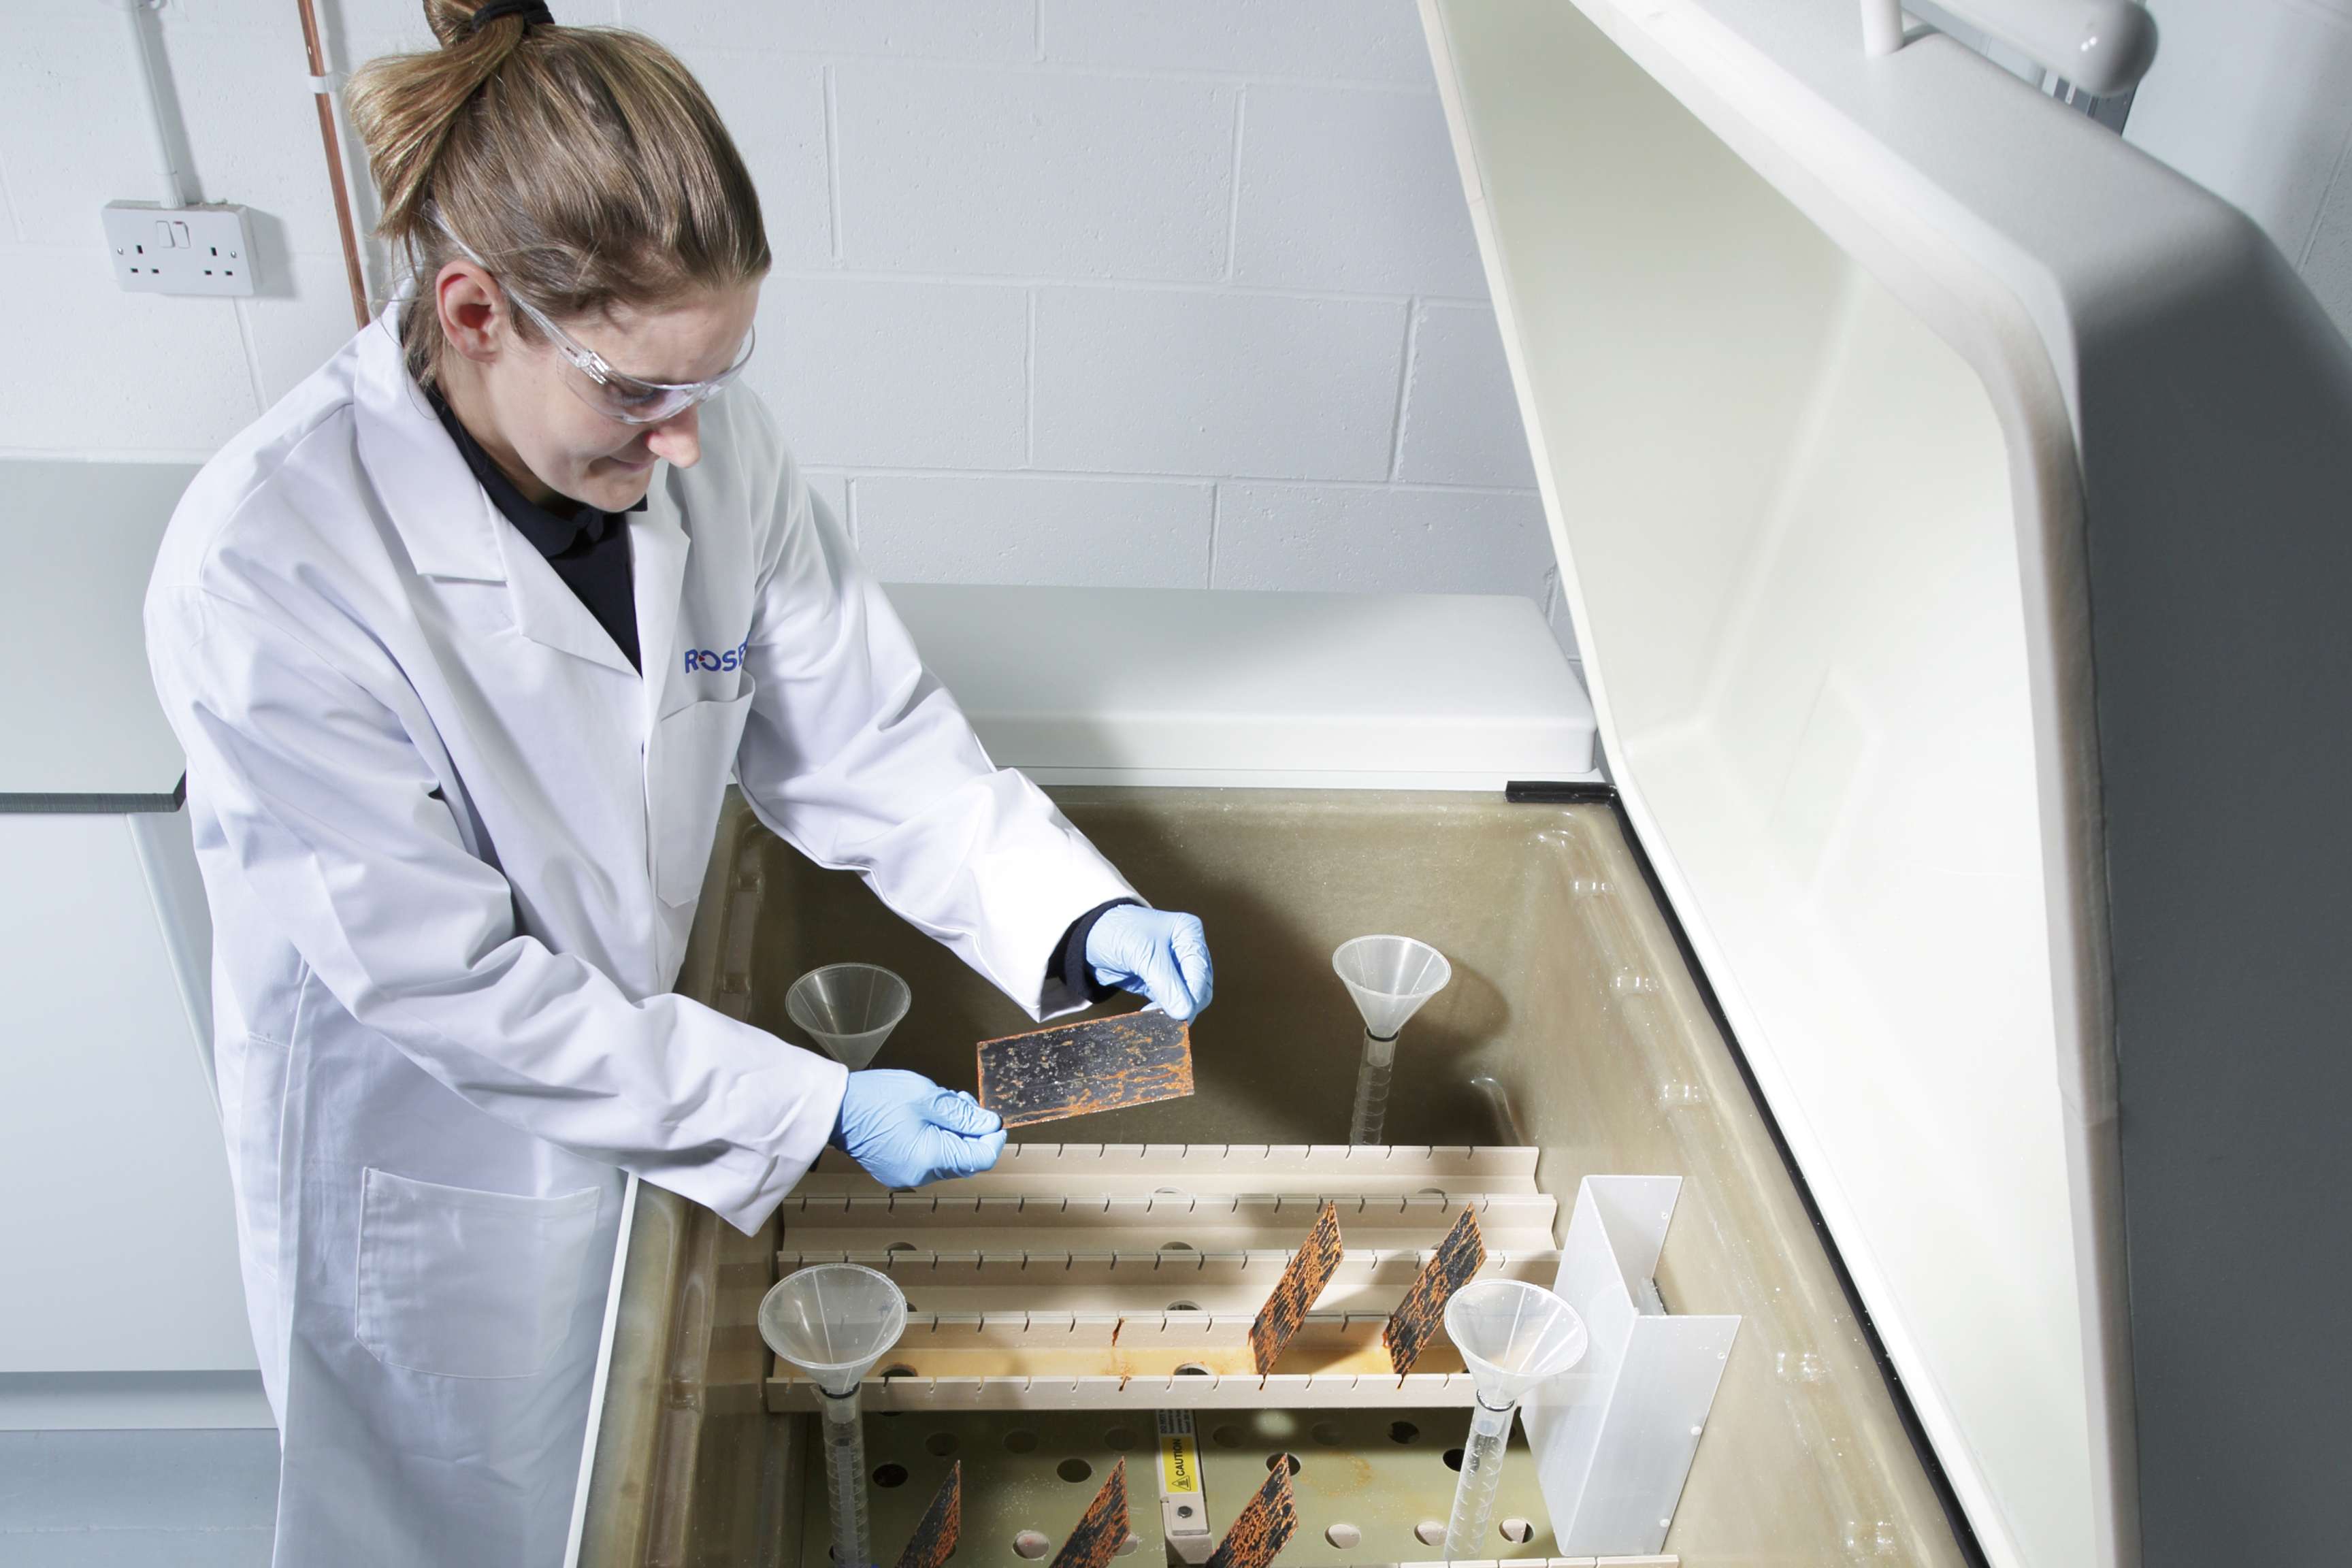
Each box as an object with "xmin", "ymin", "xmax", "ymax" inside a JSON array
[{"xmin": 425, "ymin": 385, "xmax": 646, "ymax": 557}]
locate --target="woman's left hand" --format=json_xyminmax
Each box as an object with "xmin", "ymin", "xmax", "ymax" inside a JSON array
[{"xmin": 1085, "ymin": 905, "xmax": 1214, "ymax": 1022}]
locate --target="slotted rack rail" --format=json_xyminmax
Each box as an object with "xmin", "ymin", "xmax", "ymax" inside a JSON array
[{"xmin": 764, "ymin": 1143, "xmax": 1591, "ymax": 1413}]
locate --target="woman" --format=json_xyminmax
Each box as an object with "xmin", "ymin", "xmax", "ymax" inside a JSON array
[{"xmin": 143, "ymin": 3, "xmax": 1213, "ymax": 1562}]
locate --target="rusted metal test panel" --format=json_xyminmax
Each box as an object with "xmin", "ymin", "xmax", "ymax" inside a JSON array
[
  {"xmin": 975, "ymin": 1011, "xmax": 1194, "ymax": 1129},
  {"xmin": 1384, "ymin": 1207, "xmax": 1486, "ymax": 1375},
  {"xmin": 1203, "ymin": 1461, "xmax": 1298, "ymax": 1568},
  {"xmin": 1048, "ymin": 1456, "xmax": 1130, "ymax": 1568},
  {"xmin": 1247, "ymin": 1202, "xmax": 1343, "ymax": 1375},
  {"xmin": 892, "ymin": 1459, "xmax": 962, "ymax": 1568}
]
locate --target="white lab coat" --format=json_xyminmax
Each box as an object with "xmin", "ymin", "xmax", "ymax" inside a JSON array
[{"xmin": 144, "ymin": 305, "xmax": 1134, "ymax": 1567}]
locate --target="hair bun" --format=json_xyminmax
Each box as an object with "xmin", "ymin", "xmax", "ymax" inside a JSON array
[{"xmin": 423, "ymin": 0, "xmax": 552, "ymax": 50}]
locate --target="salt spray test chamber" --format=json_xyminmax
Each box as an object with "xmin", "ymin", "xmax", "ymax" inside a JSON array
[{"xmin": 570, "ymin": 1, "xmax": 2352, "ymax": 1564}]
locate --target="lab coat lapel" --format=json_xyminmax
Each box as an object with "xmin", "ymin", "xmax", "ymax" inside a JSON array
[
  {"xmin": 353, "ymin": 306, "xmax": 504, "ymax": 585},
  {"xmin": 631, "ymin": 483, "xmax": 691, "ymax": 717},
  {"xmin": 495, "ymin": 526, "xmax": 638, "ymax": 676},
  {"xmin": 354, "ymin": 301, "xmax": 636, "ymax": 676}
]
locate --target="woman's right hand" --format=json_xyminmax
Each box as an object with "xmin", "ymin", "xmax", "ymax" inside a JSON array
[{"xmin": 829, "ymin": 1069, "xmax": 1007, "ymax": 1188}]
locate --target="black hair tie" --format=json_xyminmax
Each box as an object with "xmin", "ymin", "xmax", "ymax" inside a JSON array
[{"xmin": 470, "ymin": 0, "xmax": 554, "ymax": 33}]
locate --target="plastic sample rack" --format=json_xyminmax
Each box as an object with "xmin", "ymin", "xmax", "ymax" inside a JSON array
[
  {"xmin": 766, "ymin": 1144, "xmax": 1566, "ymax": 1411},
  {"xmin": 766, "ymin": 1143, "xmax": 1686, "ymax": 1565}
]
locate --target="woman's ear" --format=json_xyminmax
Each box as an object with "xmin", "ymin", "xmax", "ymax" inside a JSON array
[{"xmin": 434, "ymin": 260, "xmax": 510, "ymax": 367}]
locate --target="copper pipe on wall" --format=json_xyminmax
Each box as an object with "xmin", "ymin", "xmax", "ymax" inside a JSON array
[{"xmin": 295, "ymin": 0, "xmax": 370, "ymax": 329}]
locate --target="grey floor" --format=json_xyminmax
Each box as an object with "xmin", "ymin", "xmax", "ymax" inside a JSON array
[{"xmin": 0, "ymin": 1430, "xmax": 277, "ymax": 1567}]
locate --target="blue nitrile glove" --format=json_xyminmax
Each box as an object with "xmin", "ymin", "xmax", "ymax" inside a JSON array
[
  {"xmin": 830, "ymin": 1070, "xmax": 1007, "ymax": 1188},
  {"xmin": 1085, "ymin": 905, "xmax": 1215, "ymax": 1022}
]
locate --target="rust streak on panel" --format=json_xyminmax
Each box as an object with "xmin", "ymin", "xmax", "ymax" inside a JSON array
[
  {"xmin": 976, "ymin": 1011, "xmax": 1194, "ymax": 1128},
  {"xmin": 1247, "ymin": 1202, "xmax": 1342, "ymax": 1375},
  {"xmin": 1049, "ymin": 1456, "xmax": 1130, "ymax": 1568},
  {"xmin": 1204, "ymin": 1461, "xmax": 1297, "ymax": 1568},
  {"xmin": 1383, "ymin": 1207, "xmax": 1486, "ymax": 1375},
  {"xmin": 892, "ymin": 1460, "xmax": 961, "ymax": 1568}
]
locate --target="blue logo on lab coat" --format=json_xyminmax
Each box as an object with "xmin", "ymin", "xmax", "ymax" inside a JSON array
[{"xmin": 685, "ymin": 639, "xmax": 749, "ymax": 674}]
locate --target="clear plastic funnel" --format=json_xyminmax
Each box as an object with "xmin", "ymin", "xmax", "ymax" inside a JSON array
[
  {"xmin": 760, "ymin": 1264, "xmax": 909, "ymax": 1568},
  {"xmin": 1439, "ymin": 1280, "xmax": 1587, "ymax": 1561},
  {"xmin": 1334, "ymin": 936, "xmax": 1451, "ymax": 1145},
  {"xmin": 1446, "ymin": 1278, "xmax": 1588, "ymax": 1407},
  {"xmin": 760, "ymin": 1262, "xmax": 909, "ymax": 1394},
  {"xmin": 786, "ymin": 963, "xmax": 911, "ymax": 1070},
  {"xmin": 1333, "ymin": 934, "xmax": 1451, "ymax": 1041}
]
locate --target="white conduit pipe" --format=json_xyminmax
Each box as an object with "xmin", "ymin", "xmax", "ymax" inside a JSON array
[
  {"xmin": 115, "ymin": 0, "xmax": 195, "ymax": 207},
  {"xmin": 1861, "ymin": 0, "xmax": 2158, "ymax": 95}
]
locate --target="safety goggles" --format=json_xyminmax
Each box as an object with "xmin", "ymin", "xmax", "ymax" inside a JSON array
[{"xmin": 428, "ymin": 214, "xmax": 756, "ymax": 425}]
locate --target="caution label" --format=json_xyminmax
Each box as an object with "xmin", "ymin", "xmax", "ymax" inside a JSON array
[{"xmin": 1156, "ymin": 1409, "xmax": 1203, "ymax": 1497}]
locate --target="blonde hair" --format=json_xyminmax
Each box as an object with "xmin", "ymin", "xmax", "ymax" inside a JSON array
[{"xmin": 346, "ymin": 0, "xmax": 770, "ymax": 386}]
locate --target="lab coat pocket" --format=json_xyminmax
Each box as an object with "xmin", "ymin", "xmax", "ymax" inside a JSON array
[
  {"xmin": 651, "ymin": 687, "xmax": 755, "ymax": 907},
  {"xmin": 355, "ymin": 1169, "xmax": 601, "ymax": 1379}
]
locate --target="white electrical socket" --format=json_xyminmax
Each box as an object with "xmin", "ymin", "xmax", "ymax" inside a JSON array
[{"xmin": 101, "ymin": 201, "xmax": 257, "ymax": 297}]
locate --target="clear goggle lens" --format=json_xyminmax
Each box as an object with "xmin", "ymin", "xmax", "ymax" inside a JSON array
[
  {"xmin": 427, "ymin": 212, "xmax": 756, "ymax": 426},
  {"xmin": 509, "ymin": 289, "xmax": 755, "ymax": 426}
]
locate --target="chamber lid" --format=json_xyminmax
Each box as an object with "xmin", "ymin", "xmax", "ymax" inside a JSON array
[{"xmin": 1418, "ymin": 3, "xmax": 2276, "ymax": 1563}]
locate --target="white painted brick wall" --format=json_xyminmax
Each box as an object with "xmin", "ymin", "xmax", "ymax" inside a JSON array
[
  {"xmin": 834, "ymin": 67, "xmax": 1236, "ymax": 281},
  {"xmin": 621, "ymin": 1, "xmax": 1037, "ymax": 64},
  {"xmin": 1231, "ymin": 83, "xmax": 1486, "ymax": 297},
  {"xmin": 1211, "ymin": 483, "xmax": 1555, "ymax": 598},
  {"xmin": 752, "ymin": 277, "xmax": 1029, "ymax": 470},
  {"xmin": 1396, "ymin": 303, "xmax": 1538, "ymax": 490},
  {"xmin": 672, "ymin": 50, "xmax": 834, "ymax": 273},
  {"xmin": 2123, "ymin": 0, "xmax": 2352, "ymax": 344},
  {"xmin": 1, "ymin": 0, "xmax": 1575, "ymax": 666},
  {"xmin": 1032, "ymin": 287, "xmax": 1407, "ymax": 480},
  {"xmin": 853, "ymin": 474, "xmax": 1213, "ymax": 588},
  {"xmin": 1037, "ymin": 1, "xmax": 1430, "ymax": 86}
]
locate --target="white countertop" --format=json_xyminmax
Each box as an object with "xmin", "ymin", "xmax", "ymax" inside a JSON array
[
  {"xmin": 892, "ymin": 583, "xmax": 1597, "ymax": 789},
  {"xmin": 0, "ymin": 460, "xmax": 1592, "ymax": 804},
  {"xmin": 1, "ymin": 461, "xmax": 197, "ymax": 807}
]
